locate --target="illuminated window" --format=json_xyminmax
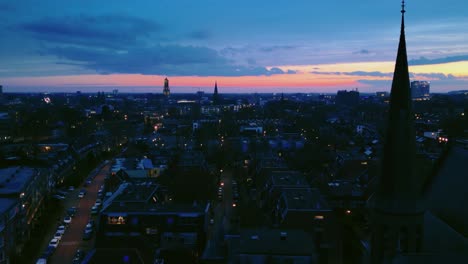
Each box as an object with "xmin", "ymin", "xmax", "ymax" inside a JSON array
[
  {"xmin": 108, "ymin": 216, "xmax": 126, "ymax": 225},
  {"xmin": 315, "ymin": 215, "xmax": 324, "ymax": 220}
]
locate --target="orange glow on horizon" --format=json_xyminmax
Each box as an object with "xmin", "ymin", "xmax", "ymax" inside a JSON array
[{"xmin": 3, "ymin": 60, "xmax": 467, "ymax": 92}]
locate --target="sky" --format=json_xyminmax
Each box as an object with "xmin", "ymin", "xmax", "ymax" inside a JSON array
[{"xmin": 0, "ymin": 0, "xmax": 468, "ymax": 93}]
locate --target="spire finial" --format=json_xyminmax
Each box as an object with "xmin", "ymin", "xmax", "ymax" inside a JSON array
[{"xmin": 401, "ymin": 0, "xmax": 406, "ymax": 14}]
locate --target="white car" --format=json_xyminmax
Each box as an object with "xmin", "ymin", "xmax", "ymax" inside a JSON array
[
  {"xmin": 95, "ymin": 199, "xmax": 102, "ymax": 207},
  {"xmin": 63, "ymin": 216, "xmax": 72, "ymax": 224},
  {"xmin": 49, "ymin": 238, "xmax": 59, "ymax": 248},
  {"xmin": 57, "ymin": 225, "xmax": 66, "ymax": 235}
]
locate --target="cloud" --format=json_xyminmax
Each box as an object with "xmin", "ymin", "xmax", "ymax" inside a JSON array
[
  {"xmin": 409, "ymin": 55, "xmax": 468, "ymax": 65},
  {"xmin": 259, "ymin": 45, "xmax": 296, "ymax": 52},
  {"xmin": 188, "ymin": 30, "xmax": 211, "ymax": 40},
  {"xmin": 353, "ymin": 49, "xmax": 371, "ymax": 55},
  {"xmin": 287, "ymin": 69, "xmax": 297, "ymax": 74},
  {"xmin": 310, "ymin": 71, "xmax": 392, "ymax": 77},
  {"xmin": 413, "ymin": 73, "xmax": 457, "ymax": 80},
  {"xmin": 20, "ymin": 14, "xmax": 160, "ymax": 49},
  {"xmin": 311, "ymin": 70, "xmax": 457, "ymax": 80},
  {"xmin": 18, "ymin": 14, "xmax": 295, "ymax": 77},
  {"xmin": 43, "ymin": 44, "xmax": 288, "ymax": 76}
]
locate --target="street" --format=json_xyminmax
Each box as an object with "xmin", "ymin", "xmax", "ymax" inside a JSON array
[{"xmin": 41, "ymin": 163, "xmax": 109, "ymax": 263}]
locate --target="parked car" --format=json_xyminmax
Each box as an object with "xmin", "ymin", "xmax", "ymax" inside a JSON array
[
  {"xmin": 91, "ymin": 205, "xmax": 99, "ymax": 215},
  {"xmin": 63, "ymin": 216, "xmax": 72, "ymax": 225},
  {"xmin": 68, "ymin": 186, "xmax": 75, "ymax": 191},
  {"xmin": 49, "ymin": 238, "xmax": 59, "ymax": 248},
  {"xmin": 95, "ymin": 198, "xmax": 102, "ymax": 207},
  {"xmin": 52, "ymin": 194, "xmax": 66, "ymax": 200},
  {"xmin": 42, "ymin": 246, "xmax": 56, "ymax": 258},
  {"xmin": 56, "ymin": 225, "xmax": 66, "ymax": 235},
  {"xmin": 54, "ymin": 232, "xmax": 63, "ymax": 240},
  {"xmin": 35, "ymin": 258, "xmax": 47, "ymax": 264},
  {"xmin": 78, "ymin": 189, "xmax": 86, "ymax": 198},
  {"xmin": 67, "ymin": 207, "xmax": 77, "ymax": 217}
]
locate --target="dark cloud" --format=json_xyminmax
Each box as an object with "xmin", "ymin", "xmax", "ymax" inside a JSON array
[
  {"xmin": 44, "ymin": 44, "xmax": 287, "ymax": 76},
  {"xmin": 259, "ymin": 45, "xmax": 296, "ymax": 52},
  {"xmin": 346, "ymin": 71, "xmax": 392, "ymax": 77},
  {"xmin": 311, "ymin": 70, "xmax": 457, "ymax": 80},
  {"xmin": 353, "ymin": 49, "xmax": 371, "ymax": 55},
  {"xmin": 287, "ymin": 69, "xmax": 297, "ymax": 74},
  {"xmin": 19, "ymin": 14, "xmax": 298, "ymax": 77},
  {"xmin": 20, "ymin": 14, "xmax": 160, "ymax": 49},
  {"xmin": 188, "ymin": 30, "xmax": 211, "ymax": 40},
  {"xmin": 409, "ymin": 55, "xmax": 468, "ymax": 65},
  {"xmin": 413, "ymin": 73, "xmax": 456, "ymax": 80}
]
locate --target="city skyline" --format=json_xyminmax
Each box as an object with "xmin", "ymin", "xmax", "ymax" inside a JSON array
[{"xmin": 1, "ymin": 0, "xmax": 468, "ymax": 93}]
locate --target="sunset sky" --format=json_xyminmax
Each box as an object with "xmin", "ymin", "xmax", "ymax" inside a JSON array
[{"xmin": 1, "ymin": 0, "xmax": 467, "ymax": 93}]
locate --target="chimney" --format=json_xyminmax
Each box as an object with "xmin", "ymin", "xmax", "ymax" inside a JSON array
[{"xmin": 280, "ymin": 232, "xmax": 287, "ymax": 240}]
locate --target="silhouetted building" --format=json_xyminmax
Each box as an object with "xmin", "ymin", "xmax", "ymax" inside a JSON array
[
  {"xmin": 336, "ymin": 90, "xmax": 360, "ymax": 106},
  {"xmin": 371, "ymin": 3, "xmax": 425, "ymax": 262},
  {"xmin": 376, "ymin": 91, "xmax": 389, "ymax": 98},
  {"xmin": 212, "ymin": 81, "xmax": 220, "ymax": 104},
  {"xmin": 163, "ymin": 78, "xmax": 170, "ymax": 97},
  {"xmin": 411, "ymin": 81, "xmax": 430, "ymax": 99}
]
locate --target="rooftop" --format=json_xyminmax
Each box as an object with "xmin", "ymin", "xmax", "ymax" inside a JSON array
[
  {"xmin": 239, "ymin": 229, "xmax": 317, "ymax": 256},
  {"xmin": 270, "ymin": 171, "xmax": 309, "ymax": 187},
  {"xmin": 282, "ymin": 188, "xmax": 330, "ymax": 211},
  {"xmin": 0, "ymin": 166, "xmax": 36, "ymax": 195}
]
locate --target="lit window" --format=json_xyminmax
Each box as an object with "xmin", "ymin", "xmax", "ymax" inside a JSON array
[{"xmin": 315, "ymin": 215, "xmax": 324, "ymax": 220}]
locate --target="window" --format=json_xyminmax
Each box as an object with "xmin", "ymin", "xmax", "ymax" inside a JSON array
[{"xmin": 107, "ymin": 216, "xmax": 126, "ymax": 225}]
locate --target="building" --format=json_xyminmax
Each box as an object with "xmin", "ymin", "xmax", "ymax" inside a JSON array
[
  {"xmin": 336, "ymin": 89, "xmax": 360, "ymax": 106},
  {"xmin": 411, "ymin": 81, "xmax": 430, "ymax": 99},
  {"xmin": 0, "ymin": 167, "xmax": 49, "ymax": 258},
  {"xmin": 0, "ymin": 199, "xmax": 19, "ymax": 264},
  {"xmin": 163, "ymin": 78, "xmax": 170, "ymax": 97},
  {"xmin": 212, "ymin": 82, "xmax": 220, "ymax": 105},
  {"xmin": 95, "ymin": 182, "xmax": 209, "ymax": 263},
  {"xmin": 236, "ymin": 229, "xmax": 318, "ymax": 264}
]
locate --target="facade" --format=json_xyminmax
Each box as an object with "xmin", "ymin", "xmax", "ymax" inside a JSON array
[
  {"xmin": 0, "ymin": 167, "xmax": 49, "ymax": 259},
  {"xmin": 0, "ymin": 199, "xmax": 19, "ymax": 264},
  {"xmin": 96, "ymin": 182, "xmax": 209, "ymax": 263},
  {"xmin": 411, "ymin": 81, "xmax": 430, "ymax": 99}
]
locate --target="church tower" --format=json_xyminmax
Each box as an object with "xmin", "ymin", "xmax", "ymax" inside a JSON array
[
  {"xmin": 163, "ymin": 78, "xmax": 170, "ymax": 97},
  {"xmin": 212, "ymin": 81, "xmax": 220, "ymax": 104},
  {"xmin": 371, "ymin": 1, "xmax": 425, "ymax": 262}
]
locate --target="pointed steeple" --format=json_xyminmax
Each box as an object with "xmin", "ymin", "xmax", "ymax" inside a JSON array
[
  {"xmin": 213, "ymin": 81, "xmax": 220, "ymax": 104},
  {"xmin": 371, "ymin": 2, "xmax": 424, "ymax": 262},
  {"xmin": 376, "ymin": 0, "xmax": 420, "ymax": 212}
]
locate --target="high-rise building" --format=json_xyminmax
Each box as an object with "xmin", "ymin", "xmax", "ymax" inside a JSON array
[
  {"xmin": 371, "ymin": 2, "xmax": 425, "ymax": 262},
  {"xmin": 411, "ymin": 81, "xmax": 430, "ymax": 99},
  {"xmin": 163, "ymin": 78, "xmax": 170, "ymax": 96}
]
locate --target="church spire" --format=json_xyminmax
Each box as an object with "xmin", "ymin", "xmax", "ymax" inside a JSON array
[
  {"xmin": 377, "ymin": 0, "xmax": 418, "ymax": 209},
  {"xmin": 213, "ymin": 81, "xmax": 220, "ymax": 104},
  {"xmin": 371, "ymin": 2, "xmax": 424, "ymax": 262}
]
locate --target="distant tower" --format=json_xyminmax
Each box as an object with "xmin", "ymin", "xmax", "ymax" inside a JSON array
[
  {"xmin": 371, "ymin": 1, "xmax": 425, "ymax": 262},
  {"xmin": 212, "ymin": 81, "xmax": 220, "ymax": 104},
  {"xmin": 163, "ymin": 78, "xmax": 170, "ymax": 96}
]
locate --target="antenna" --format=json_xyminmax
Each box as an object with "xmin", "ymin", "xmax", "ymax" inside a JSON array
[{"xmin": 401, "ymin": 0, "xmax": 406, "ymax": 14}]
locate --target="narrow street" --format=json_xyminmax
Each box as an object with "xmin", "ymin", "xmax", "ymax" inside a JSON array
[{"xmin": 45, "ymin": 163, "xmax": 109, "ymax": 263}]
